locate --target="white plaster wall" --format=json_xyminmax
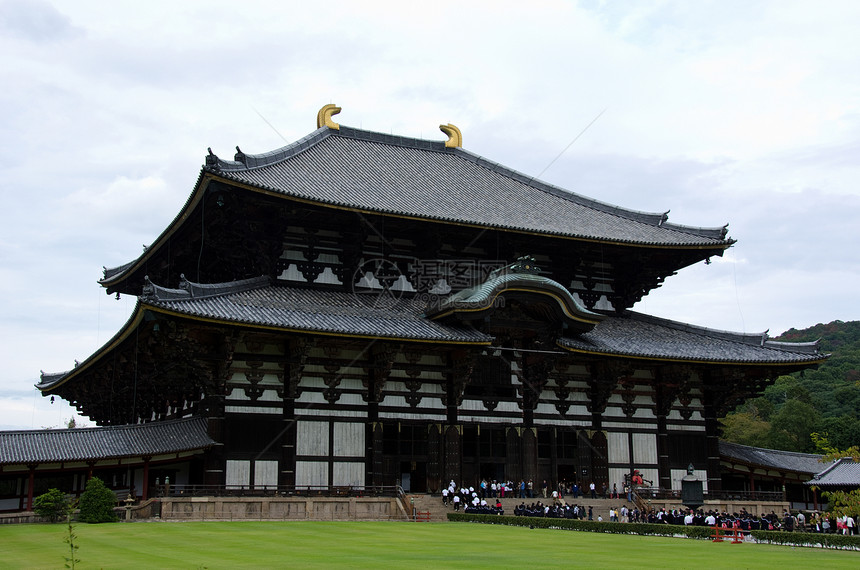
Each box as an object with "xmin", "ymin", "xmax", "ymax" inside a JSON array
[
  {"xmin": 608, "ymin": 468, "xmax": 628, "ymax": 491},
  {"xmin": 632, "ymin": 433, "xmax": 657, "ymax": 465},
  {"xmin": 608, "ymin": 431, "xmax": 629, "ymax": 463},
  {"xmin": 226, "ymin": 460, "xmax": 250, "ymax": 488},
  {"xmin": 254, "ymin": 460, "xmax": 279, "ymax": 488},
  {"xmin": 297, "ymin": 421, "xmax": 329, "ymax": 456},
  {"xmin": 333, "ymin": 462, "xmax": 365, "ymax": 487},
  {"xmin": 333, "ymin": 422, "xmax": 365, "ymax": 457},
  {"xmin": 295, "ymin": 461, "xmax": 328, "ymax": 487}
]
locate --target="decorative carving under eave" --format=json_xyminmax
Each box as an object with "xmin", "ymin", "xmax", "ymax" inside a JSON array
[
  {"xmin": 586, "ymin": 360, "xmax": 631, "ymax": 414},
  {"xmin": 554, "ymin": 399, "xmax": 571, "ymax": 416},
  {"xmin": 653, "ymin": 364, "xmax": 694, "ymax": 418},
  {"xmin": 619, "ymin": 379, "xmax": 637, "ymax": 417},
  {"xmin": 279, "ymin": 337, "xmax": 315, "ymax": 399},
  {"xmin": 703, "ymin": 367, "xmax": 756, "ymax": 417},
  {"xmin": 361, "ymin": 343, "xmax": 398, "ymax": 403},
  {"xmin": 443, "ymin": 350, "xmax": 476, "ymax": 407},
  {"xmin": 482, "ymin": 396, "xmax": 500, "ymax": 411},
  {"xmin": 322, "ymin": 373, "xmax": 342, "ymax": 404},
  {"xmin": 404, "ymin": 378, "xmax": 423, "ymax": 408},
  {"xmin": 518, "ymin": 354, "xmax": 556, "ymax": 411},
  {"xmin": 210, "ymin": 330, "xmax": 240, "ymax": 396},
  {"xmin": 320, "ymin": 345, "xmax": 342, "ymax": 403},
  {"xmin": 243, "ymin": 361, "xmax": 266, "ymax": 401}
]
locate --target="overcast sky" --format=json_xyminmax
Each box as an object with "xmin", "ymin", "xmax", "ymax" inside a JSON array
[{"xmin": 1, "ymin": 0, "xmax": 858, "ymax": 430}]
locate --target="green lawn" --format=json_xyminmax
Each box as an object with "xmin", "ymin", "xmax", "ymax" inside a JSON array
[{"xmin": 1, "ymin": 521, "xmax": 857, "ymax": 569}]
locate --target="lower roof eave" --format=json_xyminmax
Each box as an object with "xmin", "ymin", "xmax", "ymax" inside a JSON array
[{"xmin": 554, "ymin": 341, "xmax": 829, "ymax": 367}]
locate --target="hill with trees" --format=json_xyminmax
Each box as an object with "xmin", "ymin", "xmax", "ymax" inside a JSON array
[{"xmin": 720, "ymin": 320, "xmax": 860, "ymax": 453}]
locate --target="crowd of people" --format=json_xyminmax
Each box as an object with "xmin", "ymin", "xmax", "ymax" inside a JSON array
[
  {"xmin": 508, "ymin": 503, "xmax": 858, "ymax": 534},
  {"xmin": 440, "ymin": 477, "xmax": 631, "ymax": 503},
  {"xmin": 440, "ymin": 479, "xmax": 857, "ymax": 535}
]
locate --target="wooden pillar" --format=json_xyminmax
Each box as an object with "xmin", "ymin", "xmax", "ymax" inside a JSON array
[
  {"xmin": 701, "ymin": 399, "xmax": 723, "ymax": 494},
  {"xmin": 280, "ymin": 396, "xmax": 296, "ymax": 488},
  {"xmin": 444, "ymin": 425, "xmax": 462, "ymax": 485},
  {"xmin": 654, "ymin": 383, "xmax": 672, "ymax": 490},
  {"xmin": 142, "ymin": 457, "xmax": 151, "ymax": 501},
  {"xmin": 26, "ymin": 465, "xmax": 36, "ymax": 511},
  {"xmin": 521, "ymin": 428, "xmax": 537, "ymax": 484},
  {"xmin": 426, "ymin": 424, "xmax": 442, "ymax": 493},
  {"xmin": 203, "ymin": 395, "xmax": 226, "ymax": 487},
  {"xmin": 505, "ymin": 427, "xmax": 522, "ymax": 484}
]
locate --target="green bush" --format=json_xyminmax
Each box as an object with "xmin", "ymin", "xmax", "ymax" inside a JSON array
[
  {"xmin": 751, "ymin": 529, "xmax": 860, "ymax": 549},
  {"xmin": 77, "ymin": 477, "xmax": 118, "ymax": 523},
  {"xmin": 33, "ymin": 488, "xmax": 71, "ymax": 522},
  {"xmin": 448, "ymin": 513, "xmax": 860, "ymax": 549}
]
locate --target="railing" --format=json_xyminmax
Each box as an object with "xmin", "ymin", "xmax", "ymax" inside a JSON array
[
  {"xmin": 631, "ymin": 487, "xmax": 785, "ymax": 505},
  {"xmin": 153, "ymin": 484, "xmax": 399, "ymax": 498},
  {"xmin": 706, "ymin": 490, "xmax": 785, "ymax": 502},
  {"xmin": 633, "ymin": 487, "xmax": 680, "ymax": 500}
]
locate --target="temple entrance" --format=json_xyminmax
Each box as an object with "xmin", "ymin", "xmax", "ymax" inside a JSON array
[
  {"xmin": 557, "ymin": 464, "xmax": 578, "ymax": 488},
  {"xmin": 400, "ymin": 461, "xmax": 427, "ymax": 493},
  {"xmin": 479, "ymin": 462, "xmax": 506, "ymax": 483}
]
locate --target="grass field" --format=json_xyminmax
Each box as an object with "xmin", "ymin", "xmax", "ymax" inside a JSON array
[{"xmin": 1, "ymin": 520, "xmax": 857, "ymax": 569}]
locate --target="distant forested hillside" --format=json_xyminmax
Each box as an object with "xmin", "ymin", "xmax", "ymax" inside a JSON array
[{"xmin": 720, "ymin": 320, "xmax": 860, "ymax": 453}]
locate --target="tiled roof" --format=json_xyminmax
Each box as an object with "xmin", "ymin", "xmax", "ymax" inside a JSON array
[
  {"xmin": 0, "ymin": 417, "xmax": 213, "ymax": 465},
  {"xmin": 719, "ymin": 440, "xmax": 825, "ymax": 475},
  {"xmin": 207, "ymin": 125, "xmax": 731, "ymax": 247},
  {"xmin": 143, "ymin": 277, "xmax": 492, "ymax": 344},
  {"xmin": 558, "ymin": 312, "xmax": 826, "ymax": 364},
  {"xmin": 806, "ymin": 458, "xmax": 860, "ymax": 487}
]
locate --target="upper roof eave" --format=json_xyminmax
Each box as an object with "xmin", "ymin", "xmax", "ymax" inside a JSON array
[{"xmin": 99, "ymin": 123, "xmax": 734, "ymax": 289}]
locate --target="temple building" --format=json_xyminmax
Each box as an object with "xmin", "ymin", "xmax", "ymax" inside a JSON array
[{"xmin": 21, "ymin": 104, "xmax": 826, "ymax": 507}]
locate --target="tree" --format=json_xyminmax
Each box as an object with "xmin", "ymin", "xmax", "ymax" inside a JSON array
[
  {"xmin": 33, "ymin": 488, "xmax": 71, "ymax": 522},
  {"xmin": 766, "ymin": 399, "xmax": 820, "ymax": 452},
  {"xmin": 719, "ymin": 411, "xmax": 770, "ymax": 447},
  {"xmin": 77, "ymin": 477, "xmax": 118, "ymax": 523},
  {"xmin": 810, "ymin": 433, "xmax": 860, "ymax": 518}
]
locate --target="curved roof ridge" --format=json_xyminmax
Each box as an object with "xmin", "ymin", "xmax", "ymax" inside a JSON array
[
  {"xmin": 763, "ymin": 339, "xmax": 821, "ymax": 354},
  {"xmin": 660, "ymin": 221, "xmax": 729, "ymax": 240},
  {"xmin": 627, "ymin": 311, "xmax": 769, "ymax": 346},
  {"xmin": 628, "ymin": 312, "xmax": 827, "ymax": 356},
  {"xmin": 141, "ymin": 274, "xmax": 270, "ymax": 302},
  {"xmin": 207, "ymin": 126, "xmax": 334, "ymax": 172}
]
